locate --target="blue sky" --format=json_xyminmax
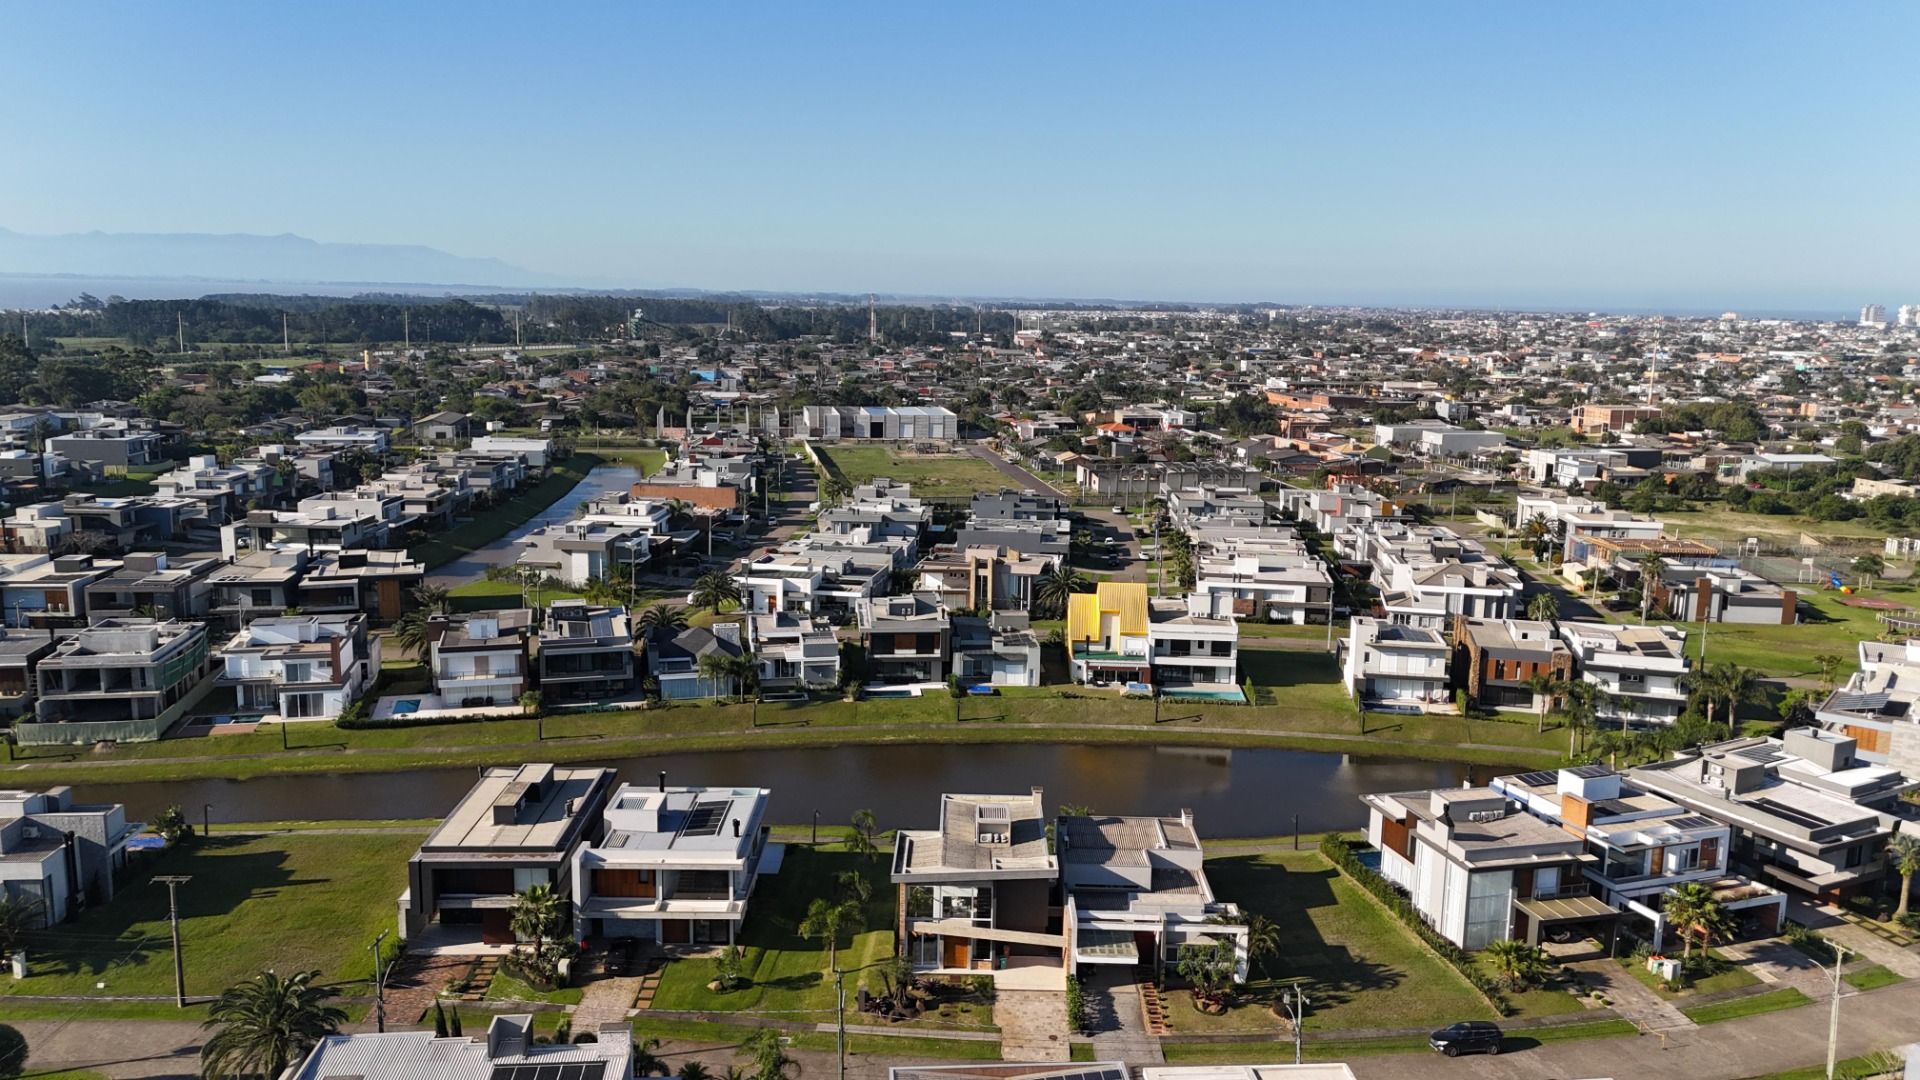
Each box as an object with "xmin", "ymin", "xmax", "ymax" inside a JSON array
[{"xmin": 0, "ymin": 2, "xmax": 1913, "ymax": 311}]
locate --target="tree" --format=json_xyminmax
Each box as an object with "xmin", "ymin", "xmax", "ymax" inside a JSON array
[
  {"xmin": 630, "ymin": 1036, "xmax": 668, "ymax": 1078},
  {"xmin": 698, "ymin": 652, "xmax": 736, "ymax": 700},
  {"xmin": 1243, "ymin": 913, "xmax": 1280, "ymax": 980},
  {"xmin": 412, "ymin": 582, "xmax": 452, "ymax": 615},
  {"xmin": 155, "ymin": 804, "xmax": 194, "ymax": 843},
  {"xmin": 1701, "ymin": 662, "xmax": 1766, "ymax": 738},
  {"xmin": 798, "ymin": 898, "xmax": 856, "ymax": 972},
  {"xmin": 1482, "ymin": 939, "xmax": 1551, "ymax": 991},
  {"xmin": 689, "ymin": 571, "xmax": 739, "ymax": 614},
  {"xmin": 1661, "ymin": 882, "xmax": 1734, "ymax": 963},
  {"xmin": 848, "ymin": 808, "xmax": 880, "ymax": 860},
  {"xmin": 1525, "ymin": 591, "xmax": 1559, "ymax": 623},
  {"xmin": 678, "ymin": 1063, "xmax": 716, "ymax": 1080},
  {"xmin": 1637, "ymin": 553, "xmax": 1666, "ymax": 621},
  {"xmin": 582, "ymin": 576, "xmax": 628, "ymax": 608},
  {"xmin": 0, "ymin": 896, "xmax": 43, "ymax": 961},
  {"xmin": 1814, "ymin": 653, "xmax": 1845, "ymax": 690},
  {"xmin": 1853, "ymin": 553, "xmax": 1885, "ymax": 589},
  {"xmin": 835, "ymin": 869, "xmax": 873, "ymax": 905},
  {"xmin": 1523, "ymin": 672, "xmax": 1560, "ymax": 733},
  {"xmin": 740, "ymin": 1028, "xmax": 798, "ymax": 1080},
  {"xmin": 1032, "ymin": 565, "xmax": 1092, "ymax": 620},
  {"xmin": 389, "ymin": 607, "xmax": 432, "ymax": 658},
  {"xmin": 1890, "ymin": 834, "xmax": 1920, "ymax": 921},
  {"xmin": 199, "ymin": 969, "xmax": 347, "ymax": 1080},
  {"xmin": 509, "ymin": 884, "xmax": 565, "ymax": 967},
  {"xmin": 518, "ymin": 690, "xmax": 542, "ymax": 717},
  {"xmin": 821, "ymin": 476, "xmax": 852, "ymax": 506},
  {"xmin": 636, "ymin": 603, "xmax": 690, "ymax": 641},
  {"xmin": 1175, "ymin": 940, "xmax": 1237, "ymax": 1007},
  {"xmin": 1560, "ymin": 679, "xmax": 1598, "ymax": 755}
]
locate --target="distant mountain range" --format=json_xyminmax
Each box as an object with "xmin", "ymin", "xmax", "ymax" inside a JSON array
[{"xmin": 0, "ymin": 226, "xmax": 563, "ymax": 288}]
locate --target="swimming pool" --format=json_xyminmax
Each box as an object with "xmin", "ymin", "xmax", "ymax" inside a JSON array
[
  {"xmin": 1161, "ymin": 688, "xmax": 1247, "ymax": 703},
  {"xmin": 392, "ymin": 699, "xmax": 423, "ymax": 715}
]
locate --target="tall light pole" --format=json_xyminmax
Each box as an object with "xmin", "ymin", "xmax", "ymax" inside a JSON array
[
  {"xmin": 153, "ymin": 875, "xmax": 192, "ymax": 1007},
  {"xmin": 369, "ymin": 929, "xmax": 392, "ymax": 1033},
  {"xmin": 1281, "ymin": 982, "xmax": 1310, "ymax": 1064},
  {"xmin": 1826, "ymin": 943, "xmax": 1849, "ymax": 1080}
]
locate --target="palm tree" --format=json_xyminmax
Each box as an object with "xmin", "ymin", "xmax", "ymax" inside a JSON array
[
  {"xmin": 636, "ymin": 603, "xmax": 690, "ymax": 641},
  {"xmin": 677, "ymin": 1063, "xmax": 716, "ymax": 1080},
  {"xmin": 1243, "ymin": 913, "xmax": 1281, "ymax": 980},
  {"xmin": 1560, "ymin": 678, "xmax": 1598, "ymax": 756},
  {"xmin": 509, "ymin": 883, "xmax": 565, "ymax": 966},
  {"xmin": 1482, "ymin": 938, "xmax": 1551, "ymax": 991},
  {"xmin": 740, "ymin": 1028, "xmax": 798, "ymax": 1080},
  {"xmin": 1033, "ymin": 564, "xmax": 1091, "ymax": 620},
  {"xmin": 798, "ymin": 897, "xmax": 856, "ymax": 972},
  {"xmin": 849, "ymin": 808, "xmax": 880, "ymax": 860},
  {"xmin": 199, "ymin": 969, "xmax": 347, "ymax": 1080},
  {"xmin": 1890, "ymin": 833, "xmax": 1920, "ymax": 921},
  {"xmin": 518, "ymin": 690, "xmax": 542, "ymax": 717},
  {"xmin": 582, "ymin": 576, "xmax": 627, "ymax": 608},
  {"xmin": 1525, "ymin": 591, "xmax": 1559, "ymax": 623},
  {"xmin": 1661, "ymin": 882, "xmax": 1734, "ymax": 962},
  {"xmin": 835, "ymin": 869, "xmax": 873, "ymax": 905},
  {"xmin": 1703, "ymin": 662, "xmax": 1766, "ymax": 738},
  {"xmin": 1637, "ymin": 553, "xmax": 1666, "ymax": 621},
  {"xmin": 1524, "ymin": 672, "xmax": 1561, "ymax": 733},
  {"xmin": 630, "ymin": 1036, "xmax": 668, "ymax": 1078},
  {"xmin": 412, "ymin": 582, "xmax": 452, "ymax": 615},
  {"xmin": 689, "ymin": 571, "xmax": 739, "ymax": 615},
  {"xmin": 389, "ymin": 607, "xmax": 432, "ymax": 658},
  {"xmin": 698, "ymin": 652, "xmax": 735, "ymax": 700}
]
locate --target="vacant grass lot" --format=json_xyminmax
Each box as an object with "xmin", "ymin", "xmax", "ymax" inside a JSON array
[
  {"xmin": 1665, "ymin": 585, "xmax": 1916, "ymax": 680},
  {"xmin": 1204, "ymin": 849, "xmax": 1498, "ymax": 1032},
  {"xmin": 6, "ymin": 831, "xmax": 417, "ymax": 1002},
  {"xmin": 1658, "ymin": 509, "xmax": 1896, "ymax": 548},
  {"xmin": 1680, "ymin": 986, "xmax": 1810, "ymax": 1024},
  {"xmin": 650, "ymin": 842, "xmax": 895, "ymax": 1020},
  {"xmin": 813, "ymin": 445, "xmax": 1009, "ymax": 497}
]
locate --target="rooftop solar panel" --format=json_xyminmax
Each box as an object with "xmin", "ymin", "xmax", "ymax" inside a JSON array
[
  {"xmin": 1513, "ymin": 770, "xmax": 1558, "ymax": 787},
  {"xmin": 683, "ymin": 800, "xmax": 731, "ymax": 837}
]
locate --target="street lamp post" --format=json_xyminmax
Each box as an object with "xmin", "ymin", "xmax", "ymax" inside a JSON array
[
  {"xmin": 369, "ymin": 929, "xmax": 392, "ymax": 1033},
  {"xmin": 202, "ymin": 803, "xmax": 212, "ymax": 839},
  {"xmin": 1826, "ymin": 943, "xmax": 1849, "ymax": 1080},
  {"xmin": 1281, "ymin": 983, "xmax": 1310, "ymax": 1065},
  {"xmin": 812, "ymin": 810, "xmax": 820, "ymax": 845}
]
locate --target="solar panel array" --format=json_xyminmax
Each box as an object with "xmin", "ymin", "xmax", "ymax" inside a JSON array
[
  {"xmin": 489, "ymin": 1063, "xmax": 608, "ymax": 1080},
  {"xmin": 1827, "ymin": 691, "xmax": 1891, "ymax": 713},
  {"xmin": 1512, "ymin": 770, "xmax": 1558, "ymax": 787},
  {"xmin": 1667, "ymin": 814, "xmax": 1719, "ymax": 830},
  {"xmin": 682, "ymin": 800, "xmax": 732, "ymax": 837},
  {"xmin": 1734, "ymin": 746, "xmax": 1785, "ymax": 765}
]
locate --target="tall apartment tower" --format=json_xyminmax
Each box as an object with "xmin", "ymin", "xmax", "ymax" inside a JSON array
[
  {"xmin": 1860, "ymin": 304, "xmax": 1887, "ymax": 326},
  {"xmin": 1898, "ymin": 304, "xmax": 1919, "ymax": 328}
]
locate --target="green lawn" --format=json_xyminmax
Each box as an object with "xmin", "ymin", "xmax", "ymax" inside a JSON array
[
  {"xmin": 1158, "ymin": 1018, "xmax": 1639, "ymax": 1062},
  {"xmin": 1204, "ymin": 850, "xmax": 1499, "ymax": 1031},
  {"xmin": 1671, "ymin": 585, "xmax": 1918, "ymax": 680},
  {"xmin": 410, "ymin": 453, "xmax": 602, "ymax": 569},
  {"xmin": 1680, "ymin": 986, "xmax": 1811, "ymax": 1024},
  {"xmin": 649, "ymin": 842, "xmax": 895, "ymax": 1020},
  {"xmin": 813, "ymin": 445, "xmax": 1010, "ymax": 497},
  {"xmin": 1658, "ymin": 509, "xmax": 1896, "ymax": 547},
  {"xmin": 1842, "ymin": 964, "xmax": 1905, "ymax": 991},
  {"xmin": 1618, "ymin": 950, "xmax": 1760, "ymax": 998},
  {"xmin": 632, "ymin": 1016, "xmax": 1001, "ymax": 1061},
  {"xmin": 1746, "ymin": 1050, "xmax": 1913, "ymax": 1080},
  {"xmin": 449, "ymin": 576, "xmax": 587, "ymax": 611},
  {"xmin": 486, "ymin": 969, "xmax": 584, "ymax": 1005},
  {"xmin": 5, "ymin": 831, "xmax": 417, "ymax": 1002}
]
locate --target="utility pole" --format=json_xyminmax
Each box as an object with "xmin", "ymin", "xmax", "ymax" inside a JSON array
[
  {"xmin": 835, "ymin": 965, "xmax": 847, "ymax": 1080},
  {"xmin": 282, "ymin": 312, "xmax": 290, "ymax": 354},
  {"xmin": 177, "ymin": 312, "xmax": 185, "ymax": 355},
  {"xmin": 369, "ymin": 929, "xmax": 392, "ymax": 1033},
  {"xmin": 154, "ymin": 875, "xmax": 192, "ymax": 1007},
  {"xmin": 1826, "ymin": 943, "xmax": 1848, "ymax": 1080}
]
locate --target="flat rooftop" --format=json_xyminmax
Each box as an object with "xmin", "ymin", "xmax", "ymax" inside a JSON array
[{"xmin": 419, "ymin": 764, "xmax": 613, "ymax": 854}]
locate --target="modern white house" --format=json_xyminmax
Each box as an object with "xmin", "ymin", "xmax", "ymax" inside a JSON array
[
  {"xmin": 427, "ymin": 610, "xmax": 533, "ymax": 708},
  {"xmin": 1058, "ymin": 810, "xmax": 1250, "ymax": 982},
  {"xmin": 217, "ymin": 613, "xmax": 377, "ymax": 722},
  {"xmin": 571, "ymin": 780, "xmax": 773, "ymax": 945},
  {"xmin": 1341, "ymin": 616, "xmax": 1450, "ymax": 711},
  {"xmin": 287, "ymin": 1016, "xmax": 635, "ymax": 1080},
  {"xmin": 747, "ymin": 612, "xmax": 841, "ymax": 692},
  {"xmin": 1187, "ymin": 552, "xmax": 1334, "ymax": 625},
  {"xmin": 1146, "ymin": 600, "xmax": 1240, "ymax": 694},
  {"xmin": 471, "ymin": 435, "xmax": 557, "ymax": 469},
  {"xmin": 1558, "ymin": 622, "xmax": 1691, "ymax": 727},
  {"xmin": 514, "ymin": 520, "xmax": 654, "ymax": 588}
]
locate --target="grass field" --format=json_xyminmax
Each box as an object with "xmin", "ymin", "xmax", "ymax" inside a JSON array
[
  {"xmin": 1842, "ymin": 964, "xmax": 1905, "ymax": 991},
  {"xmin": 1619, "ymin": 950, "xmax": 1760, "ymax": 999},
  {"xmin": 1680, "ymin": 986, "xmax": 1811, "ymax": 1024},
  {"xmin": 1157, "ymin": 1018, "xmax": 1639, "ymax": 1062},
  {"xmin": 650, "ymin": 842, "xmax": 895, "ymax": 1020},
  {"xmin": 1204, "ymin": 849, "xmax": 1500, "ymax": 1031},
  {"xmin": 410, "ymin": 452, "xmax": 601, "ymax": 569},
  {"xmin": 1658, "ymin": 508, "xmax": 1897, "ymax": 547},
  {"xmin": 1672, "ymin": 584, "xmax": 1917, "ymax": 680},
  {"xmin": 813, "ymin": 445, "xmax": 1009, "ymax": 497},
  {"xmin": 6, "ymin": 831, "xmax": 417, "ymax": 1003}
]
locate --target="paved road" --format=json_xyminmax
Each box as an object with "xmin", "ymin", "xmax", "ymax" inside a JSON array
[{"xmin": 968, "ymin": 443, "xmax": 1149, "ymax": 583}]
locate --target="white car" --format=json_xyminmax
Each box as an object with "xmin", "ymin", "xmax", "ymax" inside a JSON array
[{"xmin": 1110, "ymin": 505, "xmax": 1125, "ymax": 514}]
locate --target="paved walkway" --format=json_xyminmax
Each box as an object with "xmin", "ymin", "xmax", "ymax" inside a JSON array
[
  {"xmin": 994, "ymin": 987, "xmax": 1072, "ymax": 1062},
  {"xmin": 1791, "ymin": 898, "xmax": 1920, "ymax": 978},
  {"xmin": 1083, "ymin": 973, "xmax": 1164, "ymax": 1066},
  {"xmin": 572, "ymin": 974, "xmax": 644, "ymax": 1031},
  {"xmin": 1564, "ymin": 956, "xmax": 1695, "ymax": 1034},
  {"xmin": 374, "ymin": 952, "xmax": 472, "ymax": 1032},
  {"xmin": 1717, "ymin": 938, "xmax": 1836, "ymax": 998}
]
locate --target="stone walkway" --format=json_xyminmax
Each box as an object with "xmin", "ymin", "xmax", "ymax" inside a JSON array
[
  {"xmin": 1716, "ymin": 939, "xmax": 1836, "ymax": 998},
  {"xmin": 1564, "ymin": 956, "xmax": 1695, "ymax": 1035},
  {"xmin": 374, "ymin": 952, "xmax": 472, "ymax": 1031},
  {"xmin": 1791, "ymin": 899, "xmax": 1920, "ymax": 979},
  {"xmin": 994, "ymin": 988, "xmax": 1072, "ymax": 1062},
  {"xmin": 1083, "ymin": 974, "xmax": 1164, "ymax": 1066},
  {"xmin": 573, "ymin": 975, "xmax": 645, "ymax": 1031}
]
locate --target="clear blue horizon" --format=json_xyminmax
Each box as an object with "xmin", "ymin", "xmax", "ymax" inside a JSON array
[{"xmin": 2, "ymin": 2, "xmax": 1914, "ymax": 311}]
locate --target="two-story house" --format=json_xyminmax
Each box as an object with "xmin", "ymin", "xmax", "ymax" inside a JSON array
[
  {"xmin": 859, "ymin": 593, "xmax": 952, "ymax": 686},
  {"xmin": 28, "ymin": 618, "xmax": 213, "ymax": 743},
  {"xmin": 891, "ymin": 789, "xmax": 1063, "ymax": 984},
  {"xmin": 1452, "ymin": 616, "xmax": 1573, "ymax": 713},
  {"xmin": 217, "ymin": 613, "xmax": 377, "ymax": 722},
  {"xmin": 570, "ymin": 779, "xmax": 772, "ymax": 945},
  {"xmin": 1341, "ymin": 616, "xmax": 1450, "ymax": 711},
  {"xmin": 0, "ymin": 786, "xmax": 137, "ymax": 925},
  {"xmin": 1066, "ymin": 581, "xmax": 1151, "ymax": 687},
  {"xmin": 747, "ymin": 612, "xmax": 841, "ymax": 693},
  {"xmin": 1559, "ymin": 622, "xmax": 1691, "ymax": 727},
  {"xmin": 1186, "ymin": 552, "xmax": 1335, "ymax": 625},
  {"xmin": 427, "ymin": 610, "xmax": 533, "ymax": 708},
  {"xmin": 1147, "ymin": 600, "xmax": 1240, "ymax": 694},
  {"xmin": 536, "ymin": 601, "xmax": 637, "ymax": 705}
]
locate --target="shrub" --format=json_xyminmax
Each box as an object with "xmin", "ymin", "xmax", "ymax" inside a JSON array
[
  {"xmin": 1064, "ymin": 975, "xmax": 1087, "ymax": 1033},
  {"xmin": 1319, "ymin": 834, "xmax": 1512, "ymax": 1015}
]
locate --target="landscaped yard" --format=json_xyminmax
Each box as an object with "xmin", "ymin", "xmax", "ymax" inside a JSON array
[
  {"xmin": 1842, "ymin": 964, "xmax": 1905, "ymax": 991},
  {"xmin": 6, "ymin": 831, "xmax": 418, "ymax": 1003},
  {"xmin": 649, "ymin": 841, "xmax": 895, "ymax": 1021},
  {"xmin": 1618, "ymin": 949, "xmax": 1760, "ymax": 999},
  {"xmin": 813, "ymin": 445, "xmax": 1010, "ymax": 497}
]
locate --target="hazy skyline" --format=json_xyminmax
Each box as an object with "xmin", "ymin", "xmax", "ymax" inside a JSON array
[{"xmin": 2, "ymin": 2, "xmax": 1915, "ymax": 311}]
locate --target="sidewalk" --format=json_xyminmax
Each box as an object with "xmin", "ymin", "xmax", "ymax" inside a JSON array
[{"xmin": 1563, "ymin": 956, "xmax": 1695, "ymax": 1035}]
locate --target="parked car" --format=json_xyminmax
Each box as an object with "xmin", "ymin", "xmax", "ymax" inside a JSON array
[
  {"xmin": 1110, "ymin": 505, "xmax": 1126, "ymax": 514},
  {"xmin": 1428, "ymin": 1021, "xmax": 1503, "ymax": 1057}
]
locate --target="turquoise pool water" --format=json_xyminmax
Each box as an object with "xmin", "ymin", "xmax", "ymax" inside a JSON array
[
  {"xmin": 1161, "ymin": 688, "xmax": 1246, "ymax": 703},
  {"xmin": 392, "ymin": 699, "xmax": 423, "ymax": 715}
]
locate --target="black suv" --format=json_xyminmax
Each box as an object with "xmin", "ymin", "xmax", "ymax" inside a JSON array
[{"xmin": 1428, "ymin": 1021, "xmax": 1504, "ymax": 1056}]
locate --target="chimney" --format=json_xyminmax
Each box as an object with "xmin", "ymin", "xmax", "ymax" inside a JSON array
[
  {"xmin": 658, "ymin": 770, "xmax": 667, "ymax": 792},
  {"xmin": 732, "ymin": 819, "xmax": 742, "ymax": 838},
  {"xmin": 485, "ymin": 1014, "xmax": 530, "ymax": 1058}
]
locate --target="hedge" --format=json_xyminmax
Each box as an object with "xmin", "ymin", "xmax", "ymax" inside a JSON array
[{"xmin": 1318, "ymin": 834, "xmax": 1512, "ymax": 1016}]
